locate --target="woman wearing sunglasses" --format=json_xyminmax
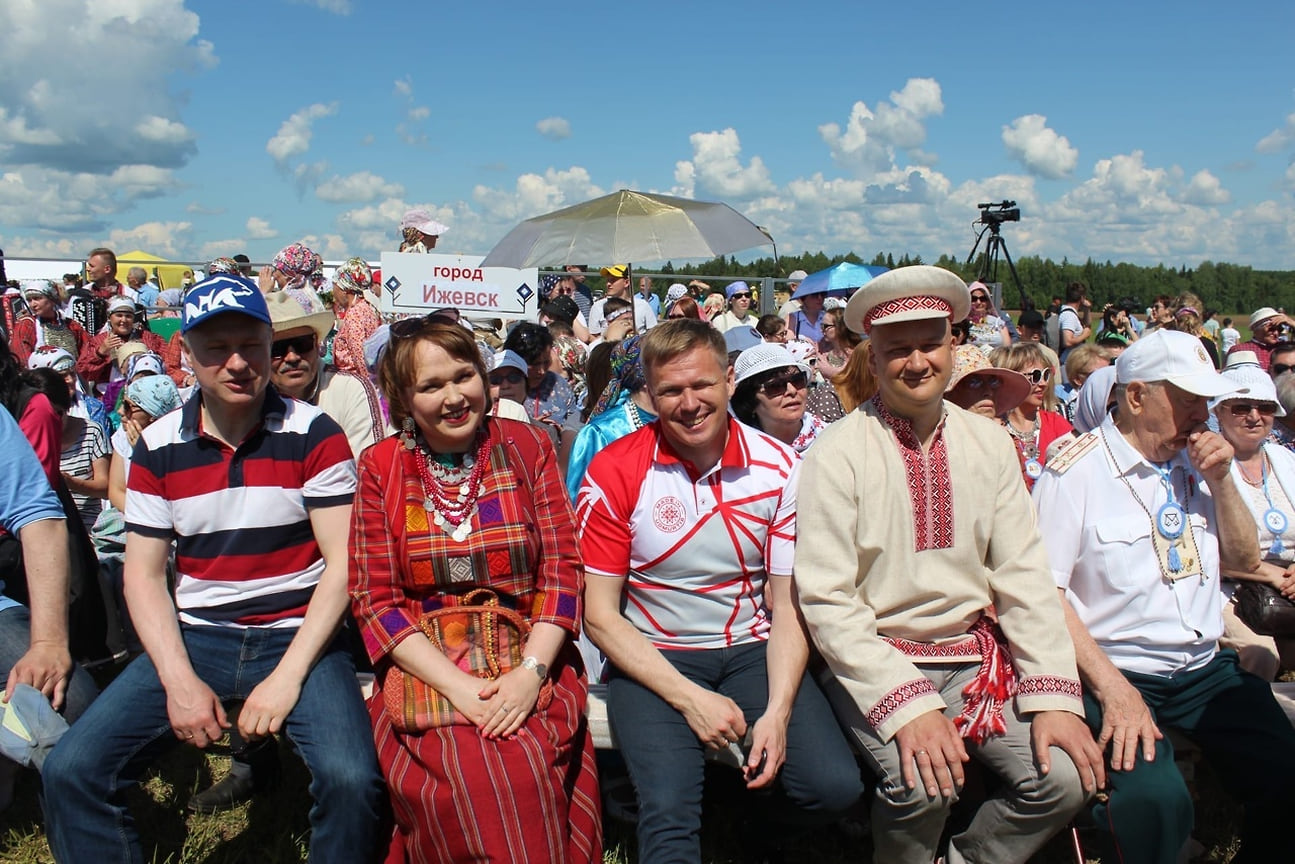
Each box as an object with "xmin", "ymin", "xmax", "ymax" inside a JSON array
[
  {"xmin": 730, "ymin": 343, "xmax": 825, "ymax": 453},
  {"xmin": 992, "ymin": 342, "xmax": 1072, "ymax": 489},
  {"xmin": 965, "ymin": 281, "xmax": 1011, "ymax": 349},
  {"xmin": 1210, "ymin": 353, "xmax": 1295, "ymax": 680}
]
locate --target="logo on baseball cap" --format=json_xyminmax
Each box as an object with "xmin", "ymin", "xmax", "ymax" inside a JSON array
[{"xmin": 182, "ymin": 275, "xmax": 273, "ymax": 334}]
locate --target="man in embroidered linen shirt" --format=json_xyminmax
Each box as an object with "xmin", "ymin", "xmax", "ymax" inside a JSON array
[
  {"xmin": 1034, "ymin": 328, "xmax": 1295, "ymax": 864},
  {"xmin": 579, "ymin": 320, "xmax": 862, "ymax": 863},
  {"xmin": 795, "ymin": 266, "xmax": 1100, "ymax": 864}
]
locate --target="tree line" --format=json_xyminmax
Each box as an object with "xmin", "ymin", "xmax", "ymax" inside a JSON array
[{"xmin": 654, "ymin": 253, "xmax": 1295, "ymax": 315}]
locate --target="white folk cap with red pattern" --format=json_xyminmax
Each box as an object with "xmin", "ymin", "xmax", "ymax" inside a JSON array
[{"xmin": 843, "ymin": 265, "xmax": 971, "ymax": 335}]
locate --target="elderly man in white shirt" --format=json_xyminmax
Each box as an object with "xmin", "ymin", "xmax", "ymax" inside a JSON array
[{"xmin": 1034, "ymin": 328, "xmax": 1295, "ymax": 864}]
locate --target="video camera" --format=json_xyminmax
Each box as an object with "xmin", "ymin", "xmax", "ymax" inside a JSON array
[{"xmin": 977, "ymin": 200, "xmax": 1021, "ymax": 226}]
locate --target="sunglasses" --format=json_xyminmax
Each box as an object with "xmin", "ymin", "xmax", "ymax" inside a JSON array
[
  {"xmin": 1272, "ymin": 363, "xmax": 1295, "ymax": 376},
  {"xmin": 962, "ymin": 375, "xmax": 1003, "ymax": 391},
  {"xmin": 758, "ymin": 369, "xmax": 809, "ymax": 397},
  {"xmin": 1227, "ymin": 402, "xmax": 1278, "ymax": 416},
  {"xmin": 970, "ymin": 294, "xmax": 989, "ymax": 302},
  {"xmin": 271, "ymin": 333, "xmax": 317, "ymax": 360},
  {"xmin": 390, "ymin": 311, "xmax": 460, "ymax": 340},
  {"xmin": 730, "ymin": 292, "xmax": 751, "ymax": 300},
  {"xmin": 1025, "ymin": 368, "xmax": 1053, "ymax": 385},
  {"xmin": 490, "ymin": 370, "xmax": 526, "ymax": 386}
]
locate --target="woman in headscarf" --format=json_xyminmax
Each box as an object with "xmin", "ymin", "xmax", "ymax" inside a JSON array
[
  {"xmin": 259, "ymin": 242, "xmax": 327, "ymax": 298},
  {"xmin": 77, "ymin": 296, "xmax": 167, "ymax": 390},
  {"xmin": 330, "ymin": 257, "xmax": 381, "ymax": 374},
  {"xmin": 9, "ymin": 280, "xmax": 88, "ymax": 365},
  {"xmin": 565, "ymin": 335, "xmax": 655, "ymax": 496},
  {"xmin": 965, "ymin": 281, "xmax": 1011, "ymax": 349},
  {"xmin": 398, "ymin": 209, "xmax": 448, "ymax": 253}
]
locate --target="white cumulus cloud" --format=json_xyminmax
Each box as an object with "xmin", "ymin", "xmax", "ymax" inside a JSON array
[
  {"xmin": 315, "ymin": 171, "xmax": 406, "ymax": 204},
  {"xmin": 536, "ymin": 117, "xmax": 572, "ymax": 141},
  {"xmin": 1257, "ymin": 113, "xmax": 1295, "ymax": 153},
  {"xmin": 1002, "ymin": 115, "xmax": 1078, "ymax": 179},
  {"xmin": 1180, "ymin": 170, "xmax": 1230, "ymax": 206},
  {"xmin": 292, "ymin": 0, "xmax": 351, "ymax": 14},
  {"xmin": 673, "ymin": 129, "xmax": 774, "ymax": 200},
  {"xmin": 820, "ymin": 78, "xmax": 945, "ymax": 178},
  {"xmin": 245, "ymin": 217, "xmax": 278, "ymax": 240},
  {"xmin": 266, "ymin": 102, "xmax": 338, "ymax": 167}
]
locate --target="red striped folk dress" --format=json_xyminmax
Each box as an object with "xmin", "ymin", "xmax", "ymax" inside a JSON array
[{"xmin": 350, "ymin": 421, "xmax": 601, "ymax": 864}]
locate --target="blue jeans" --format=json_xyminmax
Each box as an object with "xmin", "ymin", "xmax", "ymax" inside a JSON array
[
  {"xmin": 0, "ymin": 605, "xmax": 98, "ymax": 723},
  {"xmin": 42, "ymin": 624, "xmax": 384, "ymax": 864},
  {"xmin": 608, "ymin": 640, "xmax": 863, "ymax": 864}
]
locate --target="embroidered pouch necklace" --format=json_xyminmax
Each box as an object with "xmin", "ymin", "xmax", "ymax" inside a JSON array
[{"xmin": 1100, "ymin": 429, "xmax": 1202, "ymax": 582}]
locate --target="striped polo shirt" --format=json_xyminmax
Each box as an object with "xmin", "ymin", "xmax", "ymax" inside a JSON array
[
  {"xmin": 577, "ymin": 417, "xmax": 799, "ymax": 650},
  {"xmin": 126, "ymin": 388, "xmax": 355, "ymax": 629}
]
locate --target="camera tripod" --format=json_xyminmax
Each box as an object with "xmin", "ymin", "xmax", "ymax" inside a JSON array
[{"xmin": 966, "ymin": 220, "xmax": 1028, "ymax": 309}]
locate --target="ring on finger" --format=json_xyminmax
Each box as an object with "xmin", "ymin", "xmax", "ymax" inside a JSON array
[{"xmin": 915, "ymin": 748, "xmax": 928, "ymax": 756}]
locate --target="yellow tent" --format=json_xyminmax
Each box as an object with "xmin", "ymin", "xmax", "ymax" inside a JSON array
[{"xmin": 102, "ymin": 250, "xmax": 192, "ymax": 291}]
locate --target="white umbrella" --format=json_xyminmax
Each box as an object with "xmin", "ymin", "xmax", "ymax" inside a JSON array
[{"xmin": 480, "ymin": 189, "xmax": 773, "ymax": 268}]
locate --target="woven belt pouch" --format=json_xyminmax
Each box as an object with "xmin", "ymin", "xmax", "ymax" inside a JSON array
[{"xmin": 383, "ymin": 588, "xmax": 552, "ymax": 731}]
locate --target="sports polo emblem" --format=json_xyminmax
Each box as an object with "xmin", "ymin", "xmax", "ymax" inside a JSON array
[
  {"xmin": 1196, "ymin": 346, "xmax": 1209, "ymax": 364},
  {"xmin": 652, "ymin": 496, "xmax": 686, "ymax": 533}
]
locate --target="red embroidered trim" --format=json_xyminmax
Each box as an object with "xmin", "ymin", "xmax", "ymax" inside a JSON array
[
  {"xmin": 866, "ymin": 677, "xmax": 938, "ymax": 730},
  {"xmin": 884, "ymin": 633, "xmax": 980, "ymax": 659},
  {"xmin": 863, "ymin": 295, "xmax": 953, "ymax": 333},
  {"xmin": 873, "ymin": 398, "xmax": 954, "ymax": 552},
  {"xmin": 1017, "ymin": 675, "xmax": 1082, "ymax": 700}
]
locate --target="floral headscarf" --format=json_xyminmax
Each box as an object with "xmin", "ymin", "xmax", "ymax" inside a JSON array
[
  {"xmin": 206, "ymin": 257, "xmax": 240, "ymax": 275},
  {"xmin": 592, "ymin": 334, "xmax": 645, "ymax": 417},
  {"xmin": 273, "ymin": 243, "xmax": 326, "ymax": 290},
  {"xmin": 332, "ymin": 257, "xmax": 372, "ymax": 295}
]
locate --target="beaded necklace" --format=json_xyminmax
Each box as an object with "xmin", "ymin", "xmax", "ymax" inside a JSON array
[
  {"xmin": 412, "ymin": 430, "xmax": 492, "ymax": 543},
  {"xmin": 625, "ymin": 399, "xmax": 647, "ymax": 431}
]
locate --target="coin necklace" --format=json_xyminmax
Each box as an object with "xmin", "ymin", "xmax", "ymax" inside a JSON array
[{"xmin": 412, "ymin": 431, "xmax": 491, "ymax": 543}]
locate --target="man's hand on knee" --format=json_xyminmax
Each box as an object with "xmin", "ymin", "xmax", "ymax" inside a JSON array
[
  {"xmin": 1030, "ymin": 709, "xmax": 1106, "ymax": 793},
  {"xmin": 894, "ymin": 710, "xmax": 968, "ymax": 798},
  {"xmin": 1096, "ymin": 681, "xmax": 1162, "ymax": 772}
]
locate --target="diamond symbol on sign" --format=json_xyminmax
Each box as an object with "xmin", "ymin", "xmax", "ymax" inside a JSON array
[
  {"xmin": 384, "ymin": 276, "xmax": 401, "ymax": 294},
  {"xmin": 516, "ymin": 283, "xmax": 534, "ymax": 303}
]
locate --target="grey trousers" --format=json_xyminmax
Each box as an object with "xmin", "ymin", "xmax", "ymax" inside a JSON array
[{"xmin": 824, "ymin": 662, "xmax": 1088, "ymax": 864}]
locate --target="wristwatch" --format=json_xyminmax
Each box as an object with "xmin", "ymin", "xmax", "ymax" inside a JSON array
[{"xmin": 521, "ymin": 656, "xmax": 548, "ymax": 680}]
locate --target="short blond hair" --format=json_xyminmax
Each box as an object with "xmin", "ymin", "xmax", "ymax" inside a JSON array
[
  {"xmin": 996, "ymin": 342, "xmax": 1059, "ymax": 411},
  {"xmin": 641, "ymin": 319, "xmax": 726, "ymax": 384}
]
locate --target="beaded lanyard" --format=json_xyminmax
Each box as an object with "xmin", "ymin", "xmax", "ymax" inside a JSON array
[
  {"xmin": 1099, "ymin": 428, "xmax": 1196, "ymax": 580},
  {"xmin": 1256, "ymin": 450, "xmax": 1290, "ymax": 555}
]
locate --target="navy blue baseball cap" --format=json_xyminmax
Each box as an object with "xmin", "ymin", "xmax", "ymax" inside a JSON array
[{"xmin": 182, "ymin": 274, "xmax": 273, "ymax": 333}]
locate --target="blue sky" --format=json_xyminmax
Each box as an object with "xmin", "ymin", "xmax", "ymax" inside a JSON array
[{"xmin": 2, "ymin": 0, "xmax": 1293, "ymax": 271}]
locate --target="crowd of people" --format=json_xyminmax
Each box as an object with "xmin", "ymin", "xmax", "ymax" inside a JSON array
[{"xmin": 2, "ymin": 224, "xmax": 1295, "ymax": 864}]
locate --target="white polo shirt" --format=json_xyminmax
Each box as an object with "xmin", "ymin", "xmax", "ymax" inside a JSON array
[
  {"xmin": 1033, "ymin": 415, "xmax": 1222, "ymax": 676},
  {"xmin": 576, "ymin": 418, "xmax": 798, "ymax": 650}
]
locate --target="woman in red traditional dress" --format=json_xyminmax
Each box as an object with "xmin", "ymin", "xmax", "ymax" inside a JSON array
[{"xmin": 349, "ymin": 317, "xmax": 601, "ymax": 864}]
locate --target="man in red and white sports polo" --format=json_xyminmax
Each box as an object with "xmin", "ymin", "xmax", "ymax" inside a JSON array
[
  {"xmin": 794, "ymin": 266, "xmax": 1103, "ymax": 864},
  {"xmin": 579, "ymin": 319, "xmax": 862, "ymax": 863}
]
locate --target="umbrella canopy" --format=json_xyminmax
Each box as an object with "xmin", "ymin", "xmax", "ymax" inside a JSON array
[
  {"xmin": 792, "ymin": 262, "xmax": 888, "ymax": 299},
  {"xmin": 480, "ymin": 189, "xmax": 773, "ymax": 269}
]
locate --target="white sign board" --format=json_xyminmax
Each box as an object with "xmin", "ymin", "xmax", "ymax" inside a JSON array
[{"xmin": 378, "ymin": 252, "xmax": 538, "ymax": 318}]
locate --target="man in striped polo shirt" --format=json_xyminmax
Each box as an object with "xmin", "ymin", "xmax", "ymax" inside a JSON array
[
  {"xmin": 579, "ymin": 320, "xmax": 862, "ymax": 863},
  {"xmin": 43, "ymin": 275, "xmax": 383, "ymax": 863}
]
